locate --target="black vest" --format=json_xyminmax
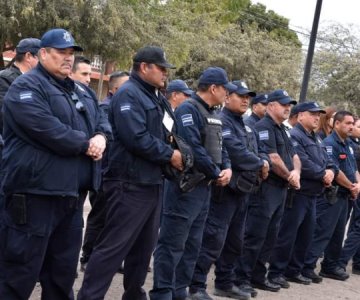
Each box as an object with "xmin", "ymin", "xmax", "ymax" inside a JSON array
[{"xmin": 188, "ymin": 99, "xmax": 222, "ymax": 165}]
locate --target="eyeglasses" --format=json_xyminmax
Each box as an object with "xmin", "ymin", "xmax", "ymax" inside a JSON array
[{"xmin": 70, "ymin": 92, "xmax": 86, "ymax": 112}]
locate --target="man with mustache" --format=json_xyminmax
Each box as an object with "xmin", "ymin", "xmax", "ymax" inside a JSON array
[{"xmin": 0, "ymin": 28, "xmax": 111, "ymax": 299}]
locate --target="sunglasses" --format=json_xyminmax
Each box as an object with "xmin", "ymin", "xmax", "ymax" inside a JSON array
[{"xmin": 71, "ymin": 92, "xmax": 86, "ymax": 112}]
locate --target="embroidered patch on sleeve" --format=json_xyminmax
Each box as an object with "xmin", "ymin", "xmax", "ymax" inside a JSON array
[
  {"xmin": 222, "ymin": 129, "xmax": 231, "ymax": 137},
  {"xmin": 259, "ymin": 130, "xmax": 269, "ymax": 141},
  {"xmin": 181, "ymin": 114, "xmax": 194, "ymax": 126},
  {"xmin": 120, "ymin": 104, "xmax": 131, "ymax": 112},
  {"xmin": 19, "ymin": 91, "xmax": 33, "ymax": 102},
  {"xmin": 325, "ymin": 146, "xmax": 333, "ymax": 155}
]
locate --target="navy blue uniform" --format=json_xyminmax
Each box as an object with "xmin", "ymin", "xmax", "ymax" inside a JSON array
[
  {"xmin": 189, "ymin": 107, "xmax": 268, "ymax": 294},
  {"xmin": 78, "ymin": 72, "xmax": 174, "ymax": 300},
  {"xmin": 304, "ymin": 131, "xmax": 357, "ymax": 274},
  {"xmin": 0, "ymin": 63, "xmax": 111, "ymax": 300},
  {"xmin": 150, "ymin": 95, "xmax": 230, "ymax": 300},
  {"xmin": 338, "ymin": 138, "xmax": 360, "ymax": 269},
  {"xmin": 268, "ymin": 123, "xmax": 337, "ymax": 279},
  {"xmin": 236, "ymin": 114, "xmax": 296, "ymax": 285},
  {"xmin": 244, "ymin": 112, "xmax": 260, "ymax": 129}
]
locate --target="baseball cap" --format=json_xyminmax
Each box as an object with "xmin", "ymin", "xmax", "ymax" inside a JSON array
[
  {"xmin": 16, "ymin": 38, "xmax": 41, "ymax": 55},
  {"xmin": 267, "ymin": 89, "xmax": 297, "ymax": 105},
  {"xmin": 231, "ymin": 80, "xmax": 256, "ymax": 97},
  {"xmin": 40, "ymin": 28, "xmax": 83, "ymax": 51},
  {"xmin": 133, "ymin": 46, "xmax": 175, "ymax": 69},
  {"xmin": 295, "ymin": 101, "xmax": 326, "ymax": 114},
  {"xmin": 166, "ymin": 80, "xmax": 193, "ymax": 96},
  {"xmin": 198, "ymin": 67, "xmax": 237, "ymax": 92},
  {"xmin": 251, "ymin": 94, "xmax": 268, "ymax": 105}
]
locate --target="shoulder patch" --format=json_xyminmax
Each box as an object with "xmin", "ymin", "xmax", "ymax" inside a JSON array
[
  {"xmin": 222, "ymin": 129, "xmax": 231, "ymax": 137},
  {"xmin": 326, "ymin": 146, "xmax": 333, "ymax": 155},
  {"xmin": 245, "ymin": 125, "xmax": 252, "ymax": 133},
  {"xmin": 19, "ymin": 91, "xmax": 33, "ymax": 102},
  {"xmin": 181, "ymin": 114, "xmax": 194, "ymax": 127},
  {"xmin": 120, "ymin": 104, "xmax": 131, "ymax": 112},
  {"xmin": 259, "ymin": 130, "xmax": 269, "ymax": 141}
]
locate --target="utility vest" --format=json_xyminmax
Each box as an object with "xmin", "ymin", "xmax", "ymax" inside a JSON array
[{"xmin": 188, "ymin": 99, "xmax": 222, "ymax": 165}]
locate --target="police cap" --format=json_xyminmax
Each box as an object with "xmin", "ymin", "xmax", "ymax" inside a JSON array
[
  {"xmin": 251, "ymin": 94, "xmax": 268, "ymax": 105},
  {"xmin": 166, "ymin": 79, "xmax": 193, "ymax": 96},
  {"xmin": 231, "ymin": 80, "xmax": 256, "ymax": 97},
  {"xmin": 267, "ymin": 89, "xmax": 297, "ymax": 105},
  {"xmin": 16, "ymin": 38, "xmax": 41, "ymax": 55},
  {"xmin": 198, "ymin": 67, "xmax": 237, "ymax": 93},
  {"xmin": 40, "ymin": 28, "xmax": 83, "ymax": 51},
  {"xmin": 295, "ymin": 101, "xmax": 326, "ymax": 114},
  {"xmin": 133, "ymin": 46, "xmax": 175, "ymax": 69}
]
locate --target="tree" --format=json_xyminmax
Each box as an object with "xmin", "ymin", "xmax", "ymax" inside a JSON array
[{"xmin": 307, "ymin": 23, "xmax": 360, "ymax": 114}]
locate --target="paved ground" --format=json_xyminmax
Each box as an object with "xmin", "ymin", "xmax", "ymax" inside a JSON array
[{"xmin": 30, "ymin": 199, "xmax": 360, "ymax": 299}]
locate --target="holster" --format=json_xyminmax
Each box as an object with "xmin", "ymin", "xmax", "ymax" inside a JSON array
[
  {"xmin": 179, "ymin": 170, "xmax": 206, "ymax": 193},
  {"xmin": 286, "ymin": 188, "xmax": 295, "ymax": 208},
  {"xmin": 229, "ymin": 170, "xmax": 260, "ymax": 194},
  {"xmin": 324, "ymin": 185, "xmax": 339, "ymax": 205}
]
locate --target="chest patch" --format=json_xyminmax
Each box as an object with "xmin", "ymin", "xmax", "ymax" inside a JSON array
[
  {"xmin": 259, "ymin": 130, "xmax": 269, "ymax": 141},
  {"xmin": 181, "ymin": 114, "xmax": 194, "ymax": 127},
  {"xmin": 120, "ymin": 104, "xmax": 131, "ymax": 112},
  {"xmin": 245, "ymin": 125, "xmax": 252, "ymax": 133},
  {"xmin": 325, "ymin": 146, "xmax": 333, "ymax": 155}
]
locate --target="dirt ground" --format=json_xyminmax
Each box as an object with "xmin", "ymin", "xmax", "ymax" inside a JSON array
[{"xmin": 30, "ymin": 199, "xmax": 360, "ymax": 300}]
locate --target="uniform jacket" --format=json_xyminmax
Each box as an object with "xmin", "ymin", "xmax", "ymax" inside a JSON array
[
  {"xmin": 0, "ymin": 65, "xmax": 22, "ymax": 134},
  {"xmin": 2, "ymin": 63, "xmax": 111, "ymax": 197},
  {"xmin": 105, "ymin": 71, "xmax": 174, "ymax": 185},
  {"xmin": 244, "ymin": 112, "xmax": 260, "ymax": 129},
  {"xmin": 323, "ymin": 131, "xmax": 358, "ymax": 195},
  {"xmin": 290, "ymin": 123, "xmax": 338, "ymax": 196},
  {"xmin": 175, "ymin": 94, "xmax": 231, "ymax": 180}
]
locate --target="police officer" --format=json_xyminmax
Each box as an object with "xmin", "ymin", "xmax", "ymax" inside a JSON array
[
  {"xmin": 303, "ymin": 111, "xmax": 360, "ymax": 282},
  {"xmin": 165, "ymin": 79, "xmax": 193, "ymax": 110},
  {"xmin": 243, "ymin": 93, "xmax": 268, "ymax": 128},
  {"xmin": 188, "ymin": 80, "xmax": 269, "ymax": 300},
  {"xmin": 337, "ymin": 117, "xmax": 360, "ymax": 274},
  {"xmin": 0, "ymin": 28, "xmax": 110, "ymax": 299},
  {"xmin": 150, "ymin": 67, "xmax": 234, "ymax": 300},
  {"xmin": 79, "ymin": 71, "xmax": 129, "ymax": 272},
  {"xmin": 78, "ymin": 46, "xmax": 183, "ymax": 300},
  {"xmin": 235, "ymin": 89, "xmax": 301, "ymax": 293},
  {"xmin": 69, "ymin": 55, "xmax": 92, "ymax": 86},
  {"xmin": 268, "ymin": 102, "xmax": 337, "ymax": 288},
  {"xmin": 0, "ymin": 38, "xmax": 41, "ymax": 149}
]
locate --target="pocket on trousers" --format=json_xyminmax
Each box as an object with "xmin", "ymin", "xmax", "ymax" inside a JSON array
[{"xmin": 4, "ymin": 226, "xmax": 45, "ymax": 264}]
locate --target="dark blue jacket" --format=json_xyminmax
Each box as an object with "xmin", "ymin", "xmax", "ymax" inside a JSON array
[
  {"xmin": 244, "ymin": 112, "xmax": 260, "ymax": 129},
  {"xmin": 175, "ymin": 94, "xmax": 231, "ymax": 179},
  {"xmin": 255, "ymin": 114, "xmax": 296, "ymax": 186},
  {"xmin": 290, "ymin": 123, "xmax": 338, "ymax": 195},
  {"xmin": 105, "ymin": 72, "xmax": 174, "ymax": 184},
  {"xmin": 2, "ymin": 63, "xmax": 111, "ymax": 197},
  {"xmin": 220, "ymin": 108, "xmax": 267, "ymax": 172},
  {"xmin": 323, "ymin": 131, "xmax": 358, "ymax": 194}
]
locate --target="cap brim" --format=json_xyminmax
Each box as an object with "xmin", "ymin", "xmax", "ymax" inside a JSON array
[
  {"xmin": 157, "ymin": 62, "xmax": 176, "ymax": 69},
  {"xmin": 308, "ymin": 108, "xmax": 326, "ymax": 114},
  {"xmin": 224, "ymin": 82, "xmax": 238, "ymax": 93},
  {"xmin": 235, "ymin": 90, "xmax": 256, "ymax": 97},
  {"xmin": 49, "ymin": 44, "xmax": 84, "ymax": 51},
  {"xmin": 278, "ymin": 98, "xmax": 297, "ymax": 105},
  {"xmin": 183, "ymin": 89, "xmax": 193, "ymax": 96}
]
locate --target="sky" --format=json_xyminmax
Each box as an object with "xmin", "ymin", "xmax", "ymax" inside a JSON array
[{"xmin": 253, "ymin": 0, "xmax": 360, "ymax": 41}]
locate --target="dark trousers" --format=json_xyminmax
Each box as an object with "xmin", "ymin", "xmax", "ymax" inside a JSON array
[
  {"xmin": 80, "ymin": 189, "xmax": 107, "ymax": 264},
  {"xmin": 189, "ymin": 190, "xmax": 249, "ymax": 292},
  {"xmin": 339, "ymin": 196, "xmax": 360, "ymax": 268},
  {"xmin": 304, "ymin": 193, "xmax": 348, "ymax": 273},
  {"xmin": 150, "ymin": 182, "xmax": 211, "ymax": 300},
  {"xmin": 268, "ymin": 193, "xmax": 317, "ymax": 278},
  {"xmin": 0, "ymin": 194, "xmax": 83, "ymax": 300},
  {"xmin": 235, "ymin": 181, "xmax": 287, "ymax": 284},
  {"xmin": 77, "ymin": 181, "xmax": 162, "ymax": 300}
]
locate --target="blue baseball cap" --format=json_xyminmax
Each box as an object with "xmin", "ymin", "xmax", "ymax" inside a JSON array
[
  {"xmin": 251, "ymin": 93, "xmax": 268, "ymax": 105},
  {"xmin": 16, "ymin": 38, "xmax": 41, "ymax": 55},
  {"xmin": 231, "ymin": 80, "xmax": 256, "ymax": 97},
  {"xmin": 267, "ymin": 89, "xmax": 297, "ymax": 105},
  {"xmin": 295, "ymin": 101, "xmax": 326, "ymax": 114},
  {"xmin": 40, "ymin": 28, "xmax": 83, "ymax": 51},
  {"xmin": 198, "ymin": 67, "xmax": 237, "ymax": 92},
  {"xmin": 166, "ymin": 79, "xmax": 193, "ymax": 96},
  {"xmin": 133, "ymin": 46, "xmax": 175, "ymax": 69}
]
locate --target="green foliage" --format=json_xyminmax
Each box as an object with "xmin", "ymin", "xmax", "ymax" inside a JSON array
[{"xmin": 307, "ymin": 23, "xmax": 360, "ymax": 114}]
